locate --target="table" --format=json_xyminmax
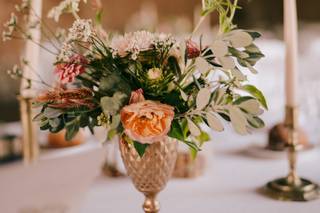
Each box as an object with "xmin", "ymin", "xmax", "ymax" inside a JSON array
[{"xmin": 80, "ymin": 131, "xmax": 320, "ymax": 213}]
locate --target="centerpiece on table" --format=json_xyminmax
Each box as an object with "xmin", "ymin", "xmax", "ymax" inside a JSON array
[{"xmin": 3, "ymin": 0, "xmax": 267, "ymax": 212}]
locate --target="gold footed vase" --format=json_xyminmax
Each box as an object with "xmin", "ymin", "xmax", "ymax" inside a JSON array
[{"xmin": 119, "ymin": 137, "xmax": 178, "ymax": 213}]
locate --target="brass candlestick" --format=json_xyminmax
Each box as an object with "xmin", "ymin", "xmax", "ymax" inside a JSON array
[
  {"xmin": 264, "ymin": 106, "xmax": 320, "ymax": 201},
  {"xmin": 19, "ymin": 96, "xmax": 39, "ymax": 164}
]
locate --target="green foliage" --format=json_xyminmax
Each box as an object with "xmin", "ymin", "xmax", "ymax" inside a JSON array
[
  {"xmin": 133, "ymin": 141, "xmax": 149, "ymax": 158},
  {"xmin": 201, "ymin": 0, "xmax": 240, "ymax": 33},
  {"xmin": 242, "ymin": 85, "xmax": 268, "ymax": 110}
]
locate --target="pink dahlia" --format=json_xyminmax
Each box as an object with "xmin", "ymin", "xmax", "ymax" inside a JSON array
[{"xmin": 55, "ymin": 54, "xmax": 88, "ymax": 84}]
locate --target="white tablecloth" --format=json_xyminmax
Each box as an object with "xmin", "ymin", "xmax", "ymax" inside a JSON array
[{"xmin": 80, "ymin": 131, "xmax": 320, "ymax": 213}]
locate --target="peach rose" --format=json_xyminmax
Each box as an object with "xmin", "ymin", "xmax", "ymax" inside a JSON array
[{"xmin": 120, "ymin": 100, "xmax": 175, "ymax": 144}]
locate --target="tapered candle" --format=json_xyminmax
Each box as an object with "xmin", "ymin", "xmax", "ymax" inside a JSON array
[
  {"xmin": 284, "ymin": 0, "xmax": 298, "ymax": 107},
  {"xmin": 20, "ymin": 0, "xmax": 42, "ymax": 97}
]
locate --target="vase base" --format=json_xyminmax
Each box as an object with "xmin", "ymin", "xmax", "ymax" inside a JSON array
[
  {"xmin": 263, "ymin": 177, "xmax": 320, "ymax": 201},
  {"xmin": 143, "ymin": 193, "xmax": 160, "ymax": 213}
]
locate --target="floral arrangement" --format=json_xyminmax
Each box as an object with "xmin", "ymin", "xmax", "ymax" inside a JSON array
[{"xmin": 3, "ymin": 0, "xmax": 267, "ymax": 157}]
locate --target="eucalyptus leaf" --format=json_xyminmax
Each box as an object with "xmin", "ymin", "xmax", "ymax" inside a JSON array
[
  {"xmin": 245, "ymin": 44, "xmax": 261, "ymax": 53},
  {"xmin": 196, "ymin": 57, "xmax": 212, "ymax": 74},
  {"xmin": 228, "ymin": 105, "xmax": 248, "ymax": 135},
  {"xmin": 242, "ymin": 85, "xmax": 268, "ymax": 110},
  {"xmin": 246, "ymin": 114, "xmax": 265, "ymax": 129},
  {"xmin": 231, "ymin": 68, "xmax": 246, "ymax": 81},
  {"xmin": 228, "ymin": 31, "xmax": 253, "ymax": 48},
  {"xmin": 239, "ymin": 99, "xmax": 261, "ymax": 115},
  {"xmin": 245, "ymin": 62, "xmax": 258, "ymax": 74},
  {"xmin": 49, "ymin": 118, "xmax": 60, "ymax": 128},
  {"xmin": 43, "ymin": 108, "xmax": 63, "ymax": 119},
  {"xmin": 212, "ymin": 40, "xmax": 228, "ymax": 57},
  {"xmin": 206, "ymin": 112, "xmax": 224, "ymax": 132},
  {"xmin": 33, "ymin": 112, "xmax": 45, "ymax": 122},
  {"xmin": 187, "ymin": 118, "xmax": 201, "ymax": 136},
  {"xmin": 218, "ymin": 56, "xmax": 235, "ymax": 69},
  {"xmin": 39, "ymin": 118, "xmax": 49, "ymax": 127},
  {"xmin": 196, "ymin": 87, "xmax": 211, "ymax": 110},
  {"xmin": 212, "ymin": 88, "xmax": 226, "ymax": 105}
]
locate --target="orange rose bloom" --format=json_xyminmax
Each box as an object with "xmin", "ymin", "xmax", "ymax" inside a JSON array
[{"xmin": 120, "ymin": 100, "xmax": 174, "ymax": 144}]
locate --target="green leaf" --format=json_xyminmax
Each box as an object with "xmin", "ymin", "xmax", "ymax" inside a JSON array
[
  {"xmin": 133, "ymin": 141, "xmax": 149, "ymax": 158},
  {"xmin": 246, "ymin": 114, "xmax": 265, "ymax": 129},
  {"xmin": 228, "ymin": 105, "xmax": 248, "ymax": 135},
  {"xmin": 187, "ymin": 117, "xmax": 201, "ymax": 136},
  {"xmin": 189, "ymin": 146, "xmax": 198, "ymax": 160},
  {"xmin": 43, "ymin": 108, "xmax": 63, "ymax": 119},
  {"xmin": 242, "ymin": 85, "xmax": 268, "ymax": 110},
  {"xmin": 107, "ymin": 129, "xmax": 118, "ymax": 140},
  {"xmin": 239, "ymin": 99, "xmax": 261, "ymax": 115},
  {"xmin": 206, "ymin": 112, "xmax": 224, "ymax": 132},
  {"xmin": 65, "ymin": 123, "xmax": 80, "ymax": 141},
  {"xmin": 246, "ymin": 31, "xmax": 261, "ymax": 39},
  {"xmin": 168, "ymin": 120, "xmax": 184, "ymax": 141},
  {"xmin": 212, "ymin": 40, "xmax": 228, "ymax": 57},
  {"xmin": 233, "ymin": 96, "xmax": 254, "ymax": 105},
  {"xmin": 33, "ymin": 112, "xmax": 45, "ymax": 122},
  {"xmin": 195, "ymin": 131, "xmax": 211, "ymax": 146},
  {"xmin": 228, "ymin": 31, "xmax": 253, "ymax": 48},
  {"xmin": 95, "ymin": 9, "xmax": 103, "ymax": 25},
  {"xmin": 49, "ymin": 118, "xmax": 60, "ymax": 128},
  {"xmin": 196, "ymin": 87, "xmax": 211, "ymax": 110}
]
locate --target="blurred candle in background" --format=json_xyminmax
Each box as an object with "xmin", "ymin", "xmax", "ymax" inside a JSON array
[
  {"xmin": 20, "ymin": 0, "xmax": 42, "ymax": 97},
  {"xmin": 284, "ymin": 0, "xmax": 298, "ymax": 107}
]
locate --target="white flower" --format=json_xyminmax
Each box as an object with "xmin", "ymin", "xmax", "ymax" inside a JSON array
[
  {"xmin": 57, "ymin": 42, "xmax": 74, "ymax": 62},
  {"xmin": 110, "ymin": 30, "xmax": 155, "ymax": 60},
  {"xmin": 154, "ymin": 33, "xmax": 175, "ymax": 47},
  {"xmin": 110, "ymin": 35, "xmax": 131, "ymax": 58},
  {"xmin": 15, "ymin": 0, "xmax": 30, "ymax": 12},
  {"xmin": 147, "ymin": 68, "xmax": 162, "ymax": 80},
  {"xmin": 130, "ymin": 31, "xmax": 154, "ymax": 51},
  {"xmin": 68, "ymin": 19, "xmax": 92, "ymax": 42},
  {"xmin": 48, "ymin": 0, "xmax": 87, "ymax": 22},
  {"xmin": 2, "ymin": 13, "xmax": 18, "ymax": 42}
]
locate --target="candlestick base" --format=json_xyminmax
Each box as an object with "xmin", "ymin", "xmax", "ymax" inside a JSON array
[{"xmin": 264, "ymin": 177, "xmax": 320, "ymax": 201}]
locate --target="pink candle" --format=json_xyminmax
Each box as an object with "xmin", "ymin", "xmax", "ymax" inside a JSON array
[{"xmin": 284, "ymin": 0, "xmax": 298, "ymax": 107}]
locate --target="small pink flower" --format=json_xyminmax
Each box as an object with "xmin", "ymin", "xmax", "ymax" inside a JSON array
[
  {"xmin": 55, "ymin": 54, "xmax": 88, "ymax": 84},
  {"xmin": 129, "ymin": 89, "xmax": 145, "ymax": 104},
  {"xmin": 186, "ymin": 39, "xmax": 200, "ymax": 59}
]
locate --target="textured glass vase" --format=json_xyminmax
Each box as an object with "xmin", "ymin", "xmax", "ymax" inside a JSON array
[{"xmin": 119, "ymin": 137, "xmax": 178, "ymax": 213}]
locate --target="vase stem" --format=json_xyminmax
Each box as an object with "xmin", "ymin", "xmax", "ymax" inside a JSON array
[{"xmin": 143, "ymin": 192, "xmax": 160, "ymax": 213}]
